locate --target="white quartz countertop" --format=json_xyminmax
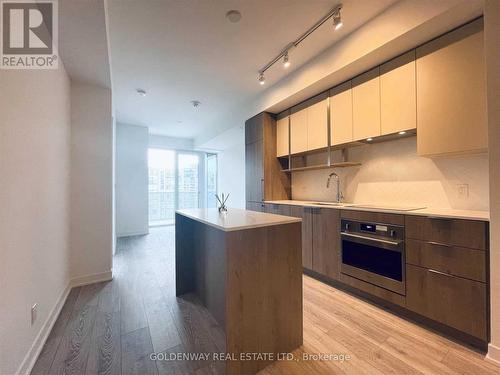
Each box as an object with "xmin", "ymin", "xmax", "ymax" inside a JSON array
[
  {"xmin": 264, "ymin": 200, "xmax": 490, "ymax": 221},
  {"xmin": 176, "ymin": 208, "xmax": 302, "ymax": 232}
]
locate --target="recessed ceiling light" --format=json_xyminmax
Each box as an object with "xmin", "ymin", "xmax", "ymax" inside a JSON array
[
  {"xmin": 136, "ymin": 89, "xmax": 147, "ymax": 97},
  {"xmin": 398, "ymin": 131, "xmax": 407, "ymax": 135},
  {"xmin": 226, "ymin": 10, "xmax": 242, "ymax": 23},
  {"xmin": 191, "ymin": 100, "xmax": 201, "ymax": 108},
  {"xmin": 366, "ymin": 138, "xmax": 373, "ymax": 142}
]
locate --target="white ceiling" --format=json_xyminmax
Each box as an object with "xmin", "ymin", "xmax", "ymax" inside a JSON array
[{"xmin": 107, "ymin": 0, "xmax": 399, "ymax": 139}]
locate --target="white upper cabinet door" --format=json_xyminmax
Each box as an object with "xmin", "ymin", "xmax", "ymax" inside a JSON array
[
  {"xmin": 276, "ymin": 115, "xmax": 289, "ymax": 157},
  {"xmin": 352, "ymin": 67, "xmax": 381, "ymax": 141},
  {"xmin": 290, "ymin": 107, "xmax": 308, "ymax": 154},
  {"xmin": 306, "ymin": 93, "xmax": 328, "ymax": 151},
  {"xmin": 380, "ymin": 51, "xmax": 416, "ymax": 135},
  {"xmin": 330, "ymin": 81, "xmax": 353, "ymax": 146},
  {"xmin": 416, "ymin": 19, "xmax": 487, "ymax": 157}
]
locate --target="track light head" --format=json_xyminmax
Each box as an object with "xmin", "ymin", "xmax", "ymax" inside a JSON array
[
  {"xmin": 283, "ymin": 52, "xmax": 290, "ymax": 68},
  {"xmin": 333, "ymin": 10, "xmax": 343, "ymax": 30},
  {"xmin": 258, "ymin": 72, "xmax": 265, "ymax": 85}
]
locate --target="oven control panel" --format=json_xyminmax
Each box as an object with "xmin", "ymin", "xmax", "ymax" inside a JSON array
[{"xmin": 341, "ymin": 219, "xmax": 404, "ymax": 241}]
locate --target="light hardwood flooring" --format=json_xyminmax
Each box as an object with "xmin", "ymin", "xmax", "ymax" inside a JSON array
[{"xmin": 31, "ymin": 226, "xmax": 500, "ymax": 375}]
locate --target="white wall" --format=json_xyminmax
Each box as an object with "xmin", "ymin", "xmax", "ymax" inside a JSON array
[
  {"xmin": 292, "ymin": 137, "xmax": 489, "ymax": 211},
  {"xmin": 0, "ymin": 67, "xmax": 71, "ymax": 375},
  {"xmin": 485, "ymin": 0, "xmax": 500, "ymax": 365},
  {"xmin": 115, "ymin": 123, "xmax": 149, "ymax": 237},
  {"xmin": 149, "ymin": 134, "xmax": 193, "ymax": 150},
  {"xmin": 198, "ymin": 125, "xmax": 246, "ymax": 209},
  {"xmin": 70, "ymin": 82, "xmax": 113, "ymax": 281}
]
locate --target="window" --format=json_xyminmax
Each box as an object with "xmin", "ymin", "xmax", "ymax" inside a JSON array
[{"xmin": 206, "ymin": 154, "xmax": 217, "ymax": 208}]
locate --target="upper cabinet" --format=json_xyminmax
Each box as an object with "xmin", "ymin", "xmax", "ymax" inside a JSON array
[
  {"xmin": 352, "ymin": 67, "xmax": 381, "ymax": 141},
  {"xmin": 289, "ymin": 93, "xmax": 328, "ymax": 155},
  {"xmin": 306, "ymin": 93, "xmax": 329, "ymax": 151},
  {"xmin": 276, "ymin": 113, "xmax": 289, "ymax": 157},
  {"xmin": 380, "ymin": 51, "xmax": 416, "ymax": 135},
  {"xmin": 290, "ymin": 105, "xmax": 308, "ymax": 154},
  {"xmin": 330, "ymin": 81, "xmax": 353, "ymax": 146},
  {"xmin": 416, "ymin": 19, "xmax": 487, "ymax": 157}
]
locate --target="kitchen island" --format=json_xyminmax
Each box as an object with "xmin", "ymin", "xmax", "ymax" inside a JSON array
[{"xmin": 175, "ymin": 208, "xmax": 303, "ymax": 375}]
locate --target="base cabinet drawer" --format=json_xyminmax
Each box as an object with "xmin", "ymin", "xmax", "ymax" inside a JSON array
[
  {"xmin": 406, "ymin": 264, "xmax": 487, "ymax": 340},
  {"xmin": 405, "ymin": 216, "xmax": 487, "ymax": 250},
  {"xmin": 406, "ymin": 239, "xmax": 486, "ymax": 282}
]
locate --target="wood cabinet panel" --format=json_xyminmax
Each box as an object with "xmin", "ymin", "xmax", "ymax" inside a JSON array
[
  {"xmin": 416, "ymin": 19, "xmax": 487, "ymax": 156},
  {"xmin": 245, "ymin": 114, "xmax": 263, "ymax": 144},
  {"xmin": 380, "ymin": 51, "xmax": 416, "ymax": 135},
  {"xmin": 405, "ymin": 215, "xmax": 487, "ymax": 250},
  {"xmin": 352, "ymin": 67, "xmax": 381, "ymax": 141},
  {"xmin": 245, "ymin": 112, "xmax": 291, "ymax": 203},
  {"xmin": 341, "ymin": 210, "xmax": 405, "ymax": 226},
  {"xmin": 330, "ymin": 81, "xmax": 353, "ymax": 146},
  {"xmin": 246, "ymin": 201, "xmax": 265, "ymax": 212},
  {"xmin": 276, "ymin": 116, "xmax": 289, "ymax": 157},
  {"xmin": 306, "ymin": 96, "xmax": 328, "ymax": 151},
  {"xmin": 406, "ymin": 264, "xmax": 487, "ymax": 340},
  {"xmin": 245, "ymin": 140, "xmax": 263, "ymax": 202},
  {"xmin": 290, "ymin": 108, "xmax": 308, "ymax": 154},
  {"xmin": 289, "ymin": 205, "xmax": 313, "ymax": 269},
  {"xmin": 406, "ymin": 239, "xmax": 486, "ymax": 282},
  {"xmin": 312, "ymin": 208, "xmax": 340, "ymax": 280}
]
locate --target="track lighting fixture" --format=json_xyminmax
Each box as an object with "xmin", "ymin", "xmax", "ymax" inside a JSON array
[
  {"xmin": 283, "ymin": 52, "xmax": 290, "ymax": 68},
  {"xmin": 257, "ymin": 4, "xmax": 342, "ymax": 84},
  {"xmin": 333, "ymin": 9, "xmax": 343, "ymax": 30},
  {"xmin": 258, "ymin": 72, "xmax": 265, "ymax": 85}
]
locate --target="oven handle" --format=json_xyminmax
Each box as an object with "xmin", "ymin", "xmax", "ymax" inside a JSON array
[{"xmin": 341, "ymin": 232, "xmax": 403, "ymax": 251}]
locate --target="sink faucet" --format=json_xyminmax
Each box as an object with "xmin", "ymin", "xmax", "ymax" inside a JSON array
[{"xmin": 326, "ymin": 172, "xmax": 344, "ymax": 203}]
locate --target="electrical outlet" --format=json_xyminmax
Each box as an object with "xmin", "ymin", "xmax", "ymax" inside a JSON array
[
  {"xmin": 457, "ymin": 184, "xmax": 469, "ymax": 199},
  {"xmin": 31, "ymin": 303, "xmax": 38, "ymax": 326}
]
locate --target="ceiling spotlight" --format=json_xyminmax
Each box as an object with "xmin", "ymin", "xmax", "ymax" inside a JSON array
[
  {"xmin": 258, "ymin": 72, "xmax": 265, "ymax": 85},
  {"xmin": 333, "ymin": 10, "xmax": 343, "ymax": 30},
  {"xmin": 136, "ymin": 89, "xmax": 147, "ymax": 97},
  {"xmin": 191, "ymin": 100, "xmax": 201, "ymax": 107},
  {"xmin": 226, "ymin": 10, "xmax": 242, "ymax": 23},
  {"xmin": 398, "ymin": 131, "xmax": 407, "ymax": 135},
  {"xmin": 283, "ymin": 52, "xmax": 290, "ymax": 68},
  {"xmin": 366, "ymin": 138, "xmax": 373, "ymax": 142}
]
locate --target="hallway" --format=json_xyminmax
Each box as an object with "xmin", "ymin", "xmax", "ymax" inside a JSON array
[{"xmin": 31, "ymin": 227, "xmax": 500, "ymax": 375}]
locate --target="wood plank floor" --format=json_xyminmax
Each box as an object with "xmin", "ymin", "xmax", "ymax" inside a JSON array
[{"xmin": 31, "ymin": 226, "xmax": 500, "ymax": 375}]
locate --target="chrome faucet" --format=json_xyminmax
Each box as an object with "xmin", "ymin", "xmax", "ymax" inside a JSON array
[{"xmin": 326, "ymin": 172, "xmax": 344, "ymax": 203}]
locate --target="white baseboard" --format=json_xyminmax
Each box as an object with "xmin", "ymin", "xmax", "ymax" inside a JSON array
[
  {"xmin": 487, "ymin": 343, "xmax": 500, "ymax": 366},
  {"xmin": 70, "ymin": 270, "xmax": 113, "ymax": 287},
  {"xmin": 16, "ymin": 269, "xmax": 114, "ymax": 375},
  {"xmin": 15, "ymin": 284, "xmax": 71, "ymax": 375}
]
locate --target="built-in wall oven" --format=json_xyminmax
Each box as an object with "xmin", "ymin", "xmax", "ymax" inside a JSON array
[{"xmin": 340, "ymin": 219, "xmax": 405, "ymax": 295}]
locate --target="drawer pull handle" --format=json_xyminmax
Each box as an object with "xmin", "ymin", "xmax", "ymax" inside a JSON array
[
  {"xmin": 427, "ymin": 241, "xmax": 452, "ymax": 248},
  {"xmin": 428, "ymin": 269, "xmax": 453, "ymax": 277}
]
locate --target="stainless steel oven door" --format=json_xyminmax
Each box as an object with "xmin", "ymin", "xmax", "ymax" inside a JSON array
[{"xmin": 340, "ymin": 232, "xmax": 405, "ymax": 295}]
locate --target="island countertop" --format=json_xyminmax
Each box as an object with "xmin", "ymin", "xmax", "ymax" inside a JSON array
[{"xmin": 176, "ymin": 208, "xmax": 301, "ymax": 232}]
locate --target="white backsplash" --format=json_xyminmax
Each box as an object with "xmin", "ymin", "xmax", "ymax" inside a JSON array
[{"xmin": 291, "ymin": 137, "xmax": 489, "ymax": 211}]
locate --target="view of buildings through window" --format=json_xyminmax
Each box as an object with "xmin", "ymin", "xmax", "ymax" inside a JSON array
[
  {"xmin": 206, "ymin": 154, "xmax": 217, "ymax": 208},
  {"xmin": 148, "ymin": 149, "xmax": 214, "ymax": 226}
]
